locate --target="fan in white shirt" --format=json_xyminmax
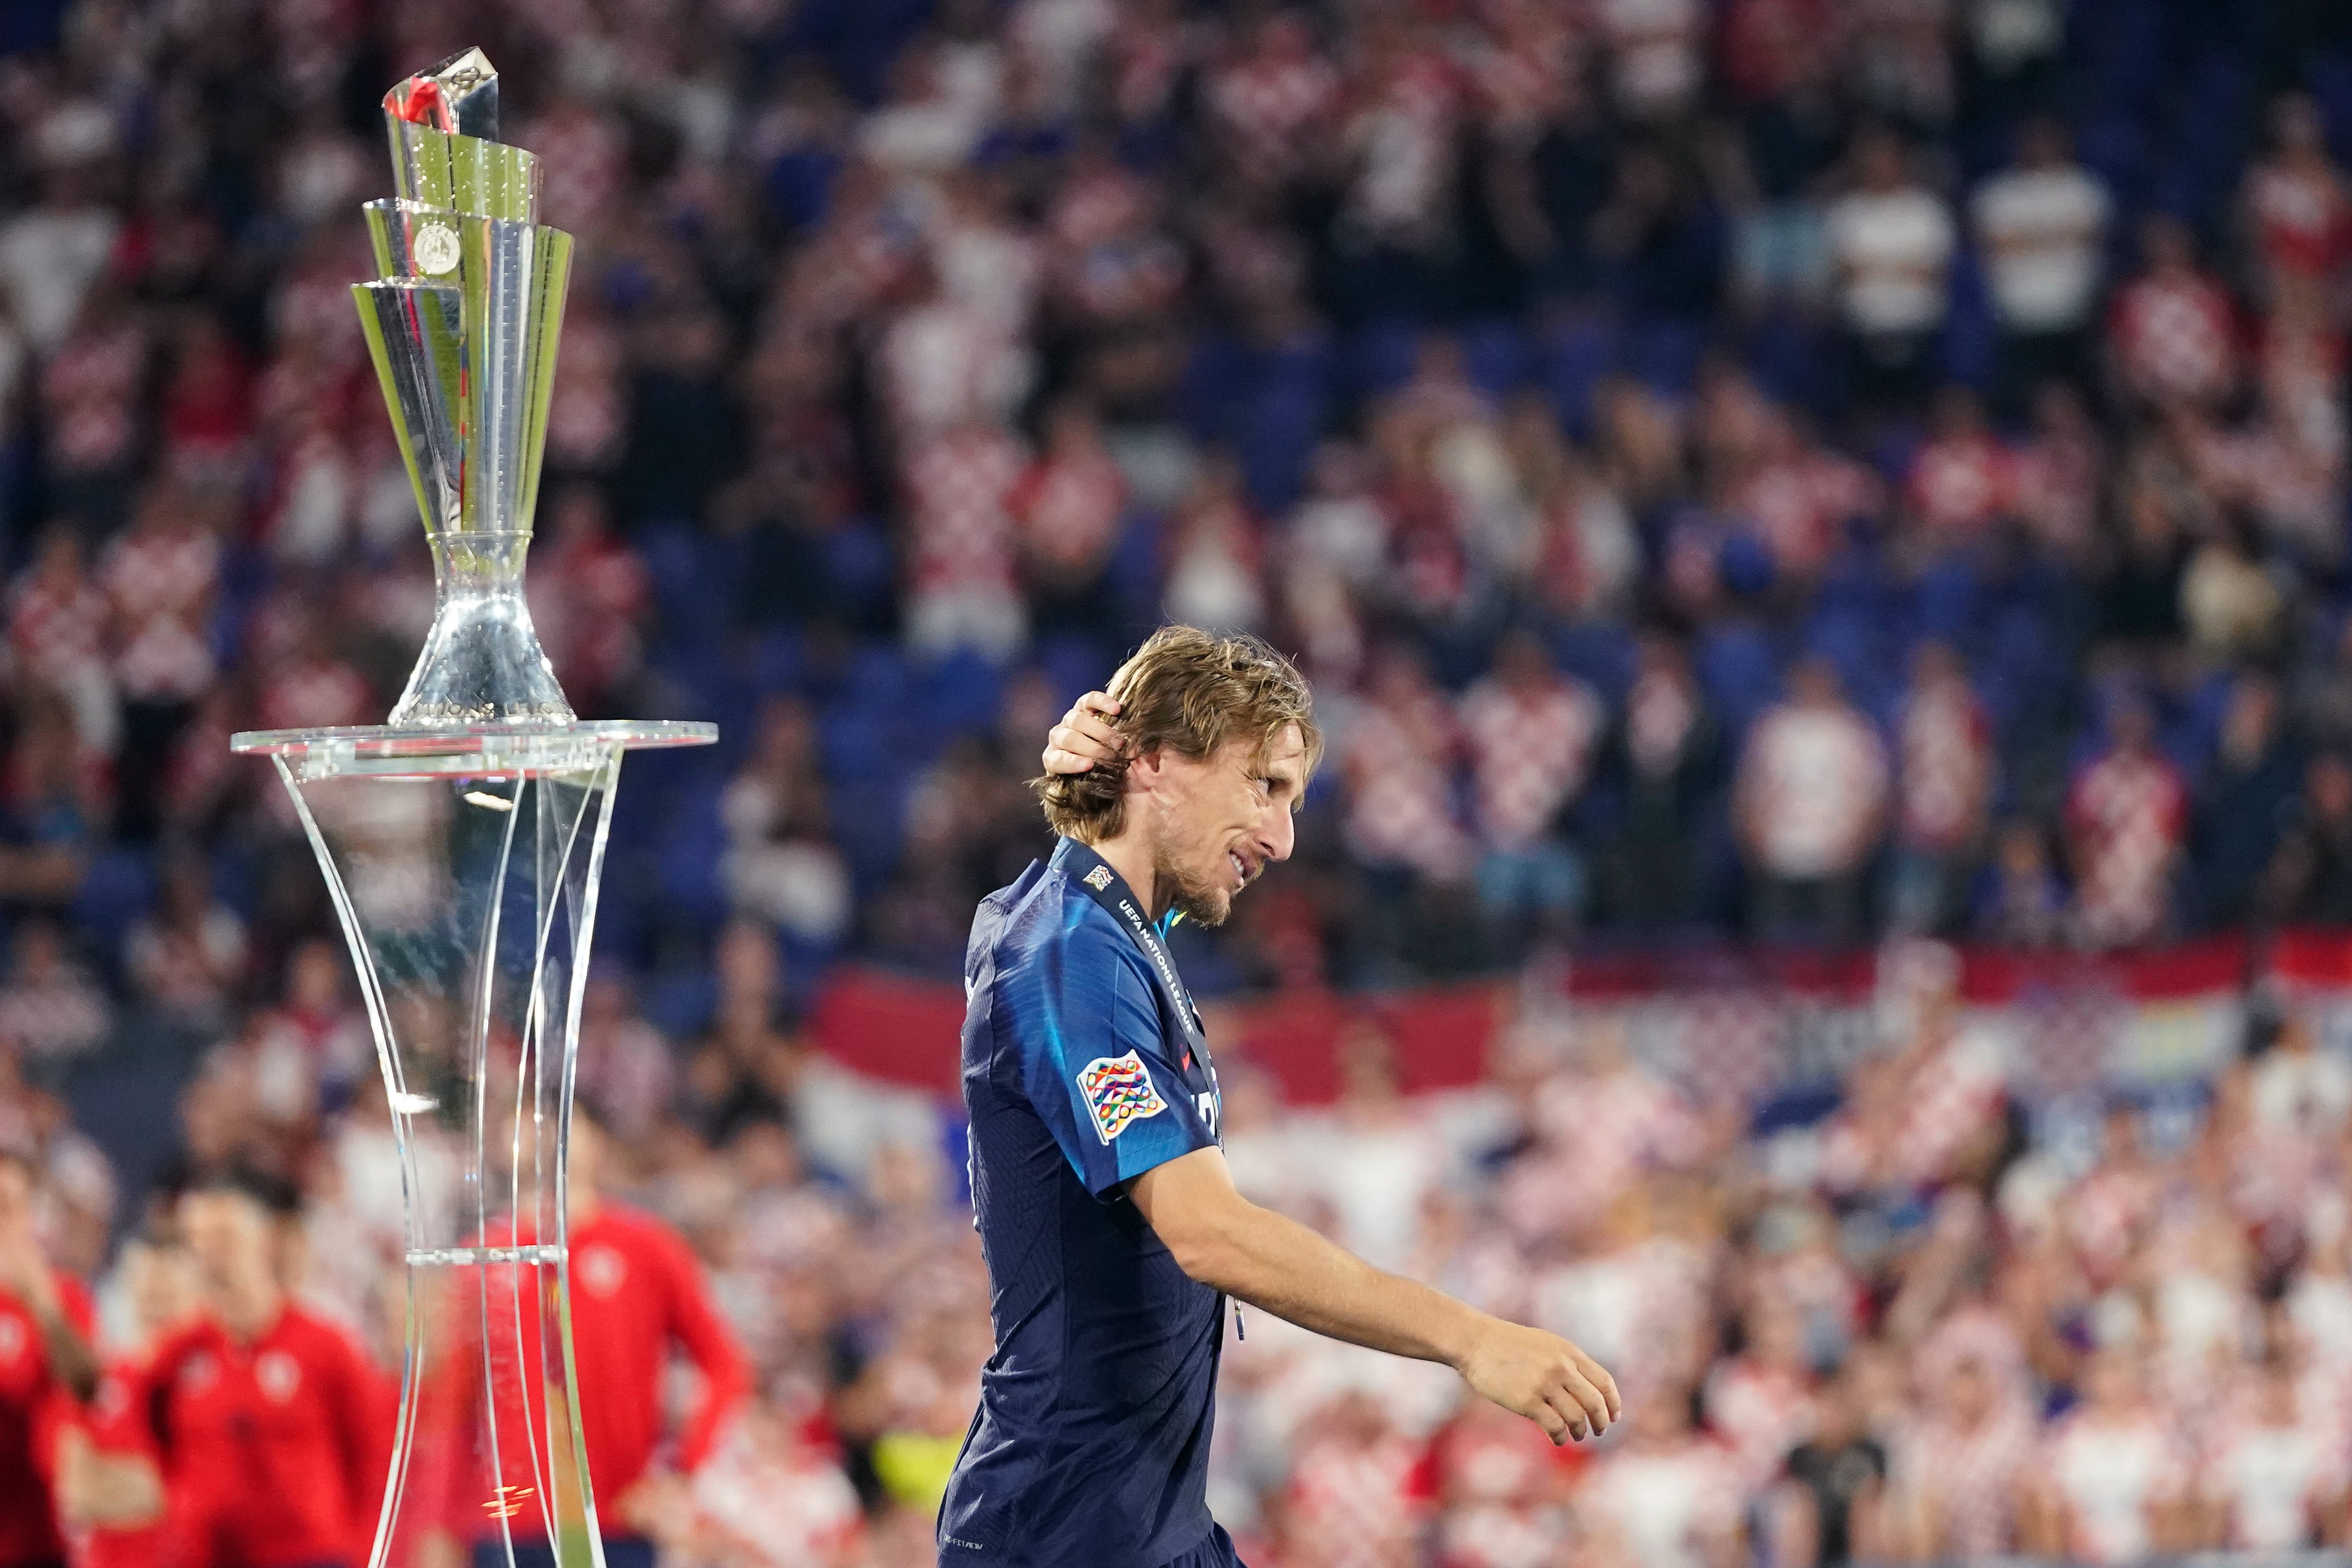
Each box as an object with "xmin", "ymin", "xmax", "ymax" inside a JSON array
[
  {"xmin": 2027, "ymin": 1351, "xmax": 2195, "ymax": 1563},
  {"xmin": 1973, "ymin": 116, "xmax": 2112, "ymax": 412},
  {"xmin": 1827, "ymin": 132, "xmax": 1956, "ymax": 339},
  {"xmin": 2250, "ymin": 1013, "xmax": 2352, "ymax": 1137},
  {"xmin": 1972, "ymin": 118, "xmax": 2112, "ymax": 336},
  {"xmin": 1737, "ymin": 657, "xmax": 1890, "ymax": 883},
  {"xmin": 1576, "ymin": 1384, "xmax": 1744, "ymax": 1568},
  {"xmin": 2198, "ymin": 1355, "xmax": 2347, "ymax": 1552}
]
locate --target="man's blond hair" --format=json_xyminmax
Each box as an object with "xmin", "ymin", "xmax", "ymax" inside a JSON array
[{"xmin": 1034, "ymin": 626, "xmax": 1322, "ymax": 841}]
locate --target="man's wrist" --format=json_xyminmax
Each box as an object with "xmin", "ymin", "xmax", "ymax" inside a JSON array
[{"xmin": 1430, "ymin": 1295, "xmax": 1492, "ymax": 1374}]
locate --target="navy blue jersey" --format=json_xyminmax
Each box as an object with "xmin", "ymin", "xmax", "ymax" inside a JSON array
[{"xmin": 938, "ymin": 839, "xmax": 1227, "ymax": 1568}]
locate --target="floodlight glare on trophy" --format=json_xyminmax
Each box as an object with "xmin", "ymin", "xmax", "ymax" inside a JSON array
[{"xmin": 232, "ymin": 50, "xmax": 714, "ymax": 1568}]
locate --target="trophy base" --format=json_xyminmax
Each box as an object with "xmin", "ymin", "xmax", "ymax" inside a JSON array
[
  {"xmin": 240, "ymin": 715, "xmax": 715, "ymax": 1568},
  {"xmin": 231, "ymin": 720, "xmax": 717, "ymax": 777}
]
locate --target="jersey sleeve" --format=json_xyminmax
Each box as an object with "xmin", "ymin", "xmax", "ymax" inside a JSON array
[
  {"xmin": 654, "ymin": 1222, "xmax": 753, "ymax": 1471},
  {"xmin": 1003, "ymin": 912, "xmax": 1216, "ymax": 1198},
  {"xmin": 323, "ymin": 1325, "xmax": 395, "ymax": 1565}
]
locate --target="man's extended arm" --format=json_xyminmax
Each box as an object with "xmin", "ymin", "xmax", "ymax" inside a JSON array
[
  {"xmin": 660, "ymin": 1224, "xmax": 754, "ymax": 1470},
  {"xmin": 1128, "ymin": 1146, "xmax": 1619, "ymax": 1445},
  {"xmin": 0, "ymin": 1217, "xmax": 99, "ymax": 1402}
]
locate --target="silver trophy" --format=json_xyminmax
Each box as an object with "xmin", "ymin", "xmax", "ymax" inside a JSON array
[{"xmin": 233, "ymin": 50, "xmax": 714, "ymax": 1568}]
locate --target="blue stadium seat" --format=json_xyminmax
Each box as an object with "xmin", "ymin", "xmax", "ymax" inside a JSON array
[
  {"xmin": 818, "ymin": 707, "xmax": 902, "ymax": 785},
  {"xmin": 1542, "ymin": 316, "xmax": 1618, "ymax": 440},
  {"xmin": 1237, "ymin": 380, "xmax": 1327, "ymax": 513},
  {"xmin": 1461, "ymin": 319, "xmax": 1530, "ymax": 398},
  {"xmin": 649, "ymin": 778, "xmax": 731, "ymax": 930},
  {"xmin": 2075, "ymin": 117, "xmax": 2152, "ymax": 217},
  {"xmin": 1915, "ymin": 553, "xmax": 1982, "ymax": 643},
  {"xmin": 1695, "ymin": 621, "xmax": 1784, "ymax": 739},
  {"xmin": 1803, "ymin": 609, "xmax": 1895, "ymax": 726},
  {"xmin": 1349, "ymin": 320, "xmax": 1425, "ymax": 400},
  {"xmin": 1182, "ymin": 333, "xmax": 1334, "ymax": 511},
  {"xmin": 778, "ymin": 931, "xmax": 843, "ymax": 1004},
  {"xmin": 1036, "ymin": 634, "xmax": 1114, "ymax": 706},
  {"xmin": 1624, "ymin": 319, "xmax": 1706, "ymax": 397},
  {"xmin": 643, "ymin": 968, "xmax": 717, "ymax": 1041},
  {"xmin": 914, "ymin": 650, "xmax": 1006, "ymax": 746},
  {"xmin": 1107, "ymin": 510, "xmax": 1166, "ymax": 629},
  {"xmin": 1745, "ymin": 313, "xmax": 1833, "ymax": 415},
  {"xmin": 1552, "ymin": 621, "xmax": 1637, "ymax": 706},
  {"xmin": 822, "ymin": 520, "xmax": 899, "ymax": 626},
  {"xmin": 1973, "ymin": 606, "xmax": 2059, "ymax": 737},
  {"xmin": 70, "ymin": 847, "xmax": 154, "ymax": 962},
  {"xmin": 2175, "ymin": 55, "xmax": 2253, "ymax": 212},
  {"xmin": 827, "ymin": 776, "xmax": 912, "ymax": 887},
  {"xmin": 649, "ymin": 640, "xmax": 731, "ymax": 722},
  {"xmin": 1939, "ymin": 252, "xmax": 1996, "ymax": 394},
  {"xmin": 1177, "ymin": 334, "xmax": 1250, "ymax": 439},
  {"xmin": 2170, "ymin": 667, "xmax": 2238, "ymax": 771},
  {"xmin": 751, "ymin": 627, "xmax": 804, "ymax": 694},
  {"xmin": 764, "ymin": 149, "xmax": 841, "ymax": 232},
  {"xmin": 2076, "ymin": 0, "xmax": 2166, "ymax": 113},
  {"xmin": 638, "ymin": 524, "xmax": 721, "ymax": 647},
  {"xmin": 844, "ymin": 644, "xmax": 911, "ymax": 714},
  {"xmin": 2314, "ymin": 52, "xmax": 2352, "ymax": 162}
]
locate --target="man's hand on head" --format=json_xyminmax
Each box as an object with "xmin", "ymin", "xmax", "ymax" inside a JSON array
[{"xmin": 1042, "ymin": 691, "xmax": 1125, "ymax": 776}]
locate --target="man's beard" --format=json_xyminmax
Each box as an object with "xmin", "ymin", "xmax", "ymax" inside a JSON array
[{"xmin": 1152, "ymin": 836, "xmax": 1233, "ymax": 928}]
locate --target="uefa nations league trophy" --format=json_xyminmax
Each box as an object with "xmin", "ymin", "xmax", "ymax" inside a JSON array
[{"xmin": 232, "ymin": 50, "xmax": 714, "ymax": 1568}]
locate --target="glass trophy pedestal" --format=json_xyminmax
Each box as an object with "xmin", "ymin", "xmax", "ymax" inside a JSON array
[{"xmin": 232, "ymin": 721, "xmax": 714, "ymax": 1568}]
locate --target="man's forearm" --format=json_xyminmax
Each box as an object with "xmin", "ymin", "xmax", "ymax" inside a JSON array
[
  {"xmin": 1131, "ymin": 1147, "xmax": 1619, "ymax": 1442},
  {"xmin": 26, "ymin": 1284, "xmax": 99, "ymax": 1401},
  {"xmin": 1179, "ymin": 1196, "xmax": 1484, "ymax": 1369}
]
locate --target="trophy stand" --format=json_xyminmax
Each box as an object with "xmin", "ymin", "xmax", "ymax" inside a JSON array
[{"xmin": 233, "ymin": 51, "xmax": 713, "ymax": 1568}]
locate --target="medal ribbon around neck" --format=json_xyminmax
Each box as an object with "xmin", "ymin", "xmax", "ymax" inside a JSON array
[{"xmin": 1056, "ymin": 840, "xmax": 1208, "ymax": 1066}]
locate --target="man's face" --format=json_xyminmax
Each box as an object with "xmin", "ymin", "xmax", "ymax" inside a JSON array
[
  {"xmin": 179, "ymin": 1190, "xmax": 269, "ymax": 1294},
  {"xmin": 127, "ymin": 1240, "xmax": 199, "ymax": 1334},
  {"xmin": 1145, "ymin": 724, "xmax": 1307, "ymax": 928}
]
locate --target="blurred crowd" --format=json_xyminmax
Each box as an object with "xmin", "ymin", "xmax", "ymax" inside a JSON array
[
  {"xmin": 5, "ymin": 0, "xmax": 2352, "ymax": 1563},
  {"xmin": 16, "ymin": 922, "xmax": 2352, "ymax": 1567},
  {"xmin": 2, "ymin": 0, "xmax": 2352, "ymax": 998}
]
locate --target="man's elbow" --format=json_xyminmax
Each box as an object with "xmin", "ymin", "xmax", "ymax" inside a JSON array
[
  {"xmin": 1159, "ymin": 1220, "xmax": 1244, "ymax": 1293},
  {"xmin": 1152, "ymin": 1213, "xmax": 1260, "ymax": 1297}
]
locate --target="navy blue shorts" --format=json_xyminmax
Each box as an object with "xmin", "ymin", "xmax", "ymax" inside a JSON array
[
  {"xmin": 938, "ymin": 1520, "xmax": 1244, "ymax": 1567},
  {"xmin": 1155, "ymin": 1523, "xmax": 1246, "ymax": 1568}
]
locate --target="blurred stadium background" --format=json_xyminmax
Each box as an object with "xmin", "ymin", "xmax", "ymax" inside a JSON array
[{"xmin": 5, "ymin": 0, "xmax": 2352, "ymax": 1563}]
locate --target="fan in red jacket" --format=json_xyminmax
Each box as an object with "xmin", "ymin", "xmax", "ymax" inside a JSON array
[
  {"xmin": 134, "ymin": 1169, "xmax": 393, "ymax": 1568},
  {"xmin": 425, "ymin": 1103, "xmax": 753, "ymax": 1568},
  {"xmin": 0, "ymin": 1145, "xmax": 101, "ymax": 1568},
  {"xmin": 54, "ymin": 1229, "xmax": 203, "ymax": 1568}
]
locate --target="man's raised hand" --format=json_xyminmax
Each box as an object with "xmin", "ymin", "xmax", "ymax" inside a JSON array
[{"xmin": 1042, "ymin": 690, "xmax": 1125, "ymax": 775}]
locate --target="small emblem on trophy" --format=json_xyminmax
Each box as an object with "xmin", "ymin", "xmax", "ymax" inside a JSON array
[{"xmin": 413, "ymin": 222, "xmax": 460, "ymax": 276}]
